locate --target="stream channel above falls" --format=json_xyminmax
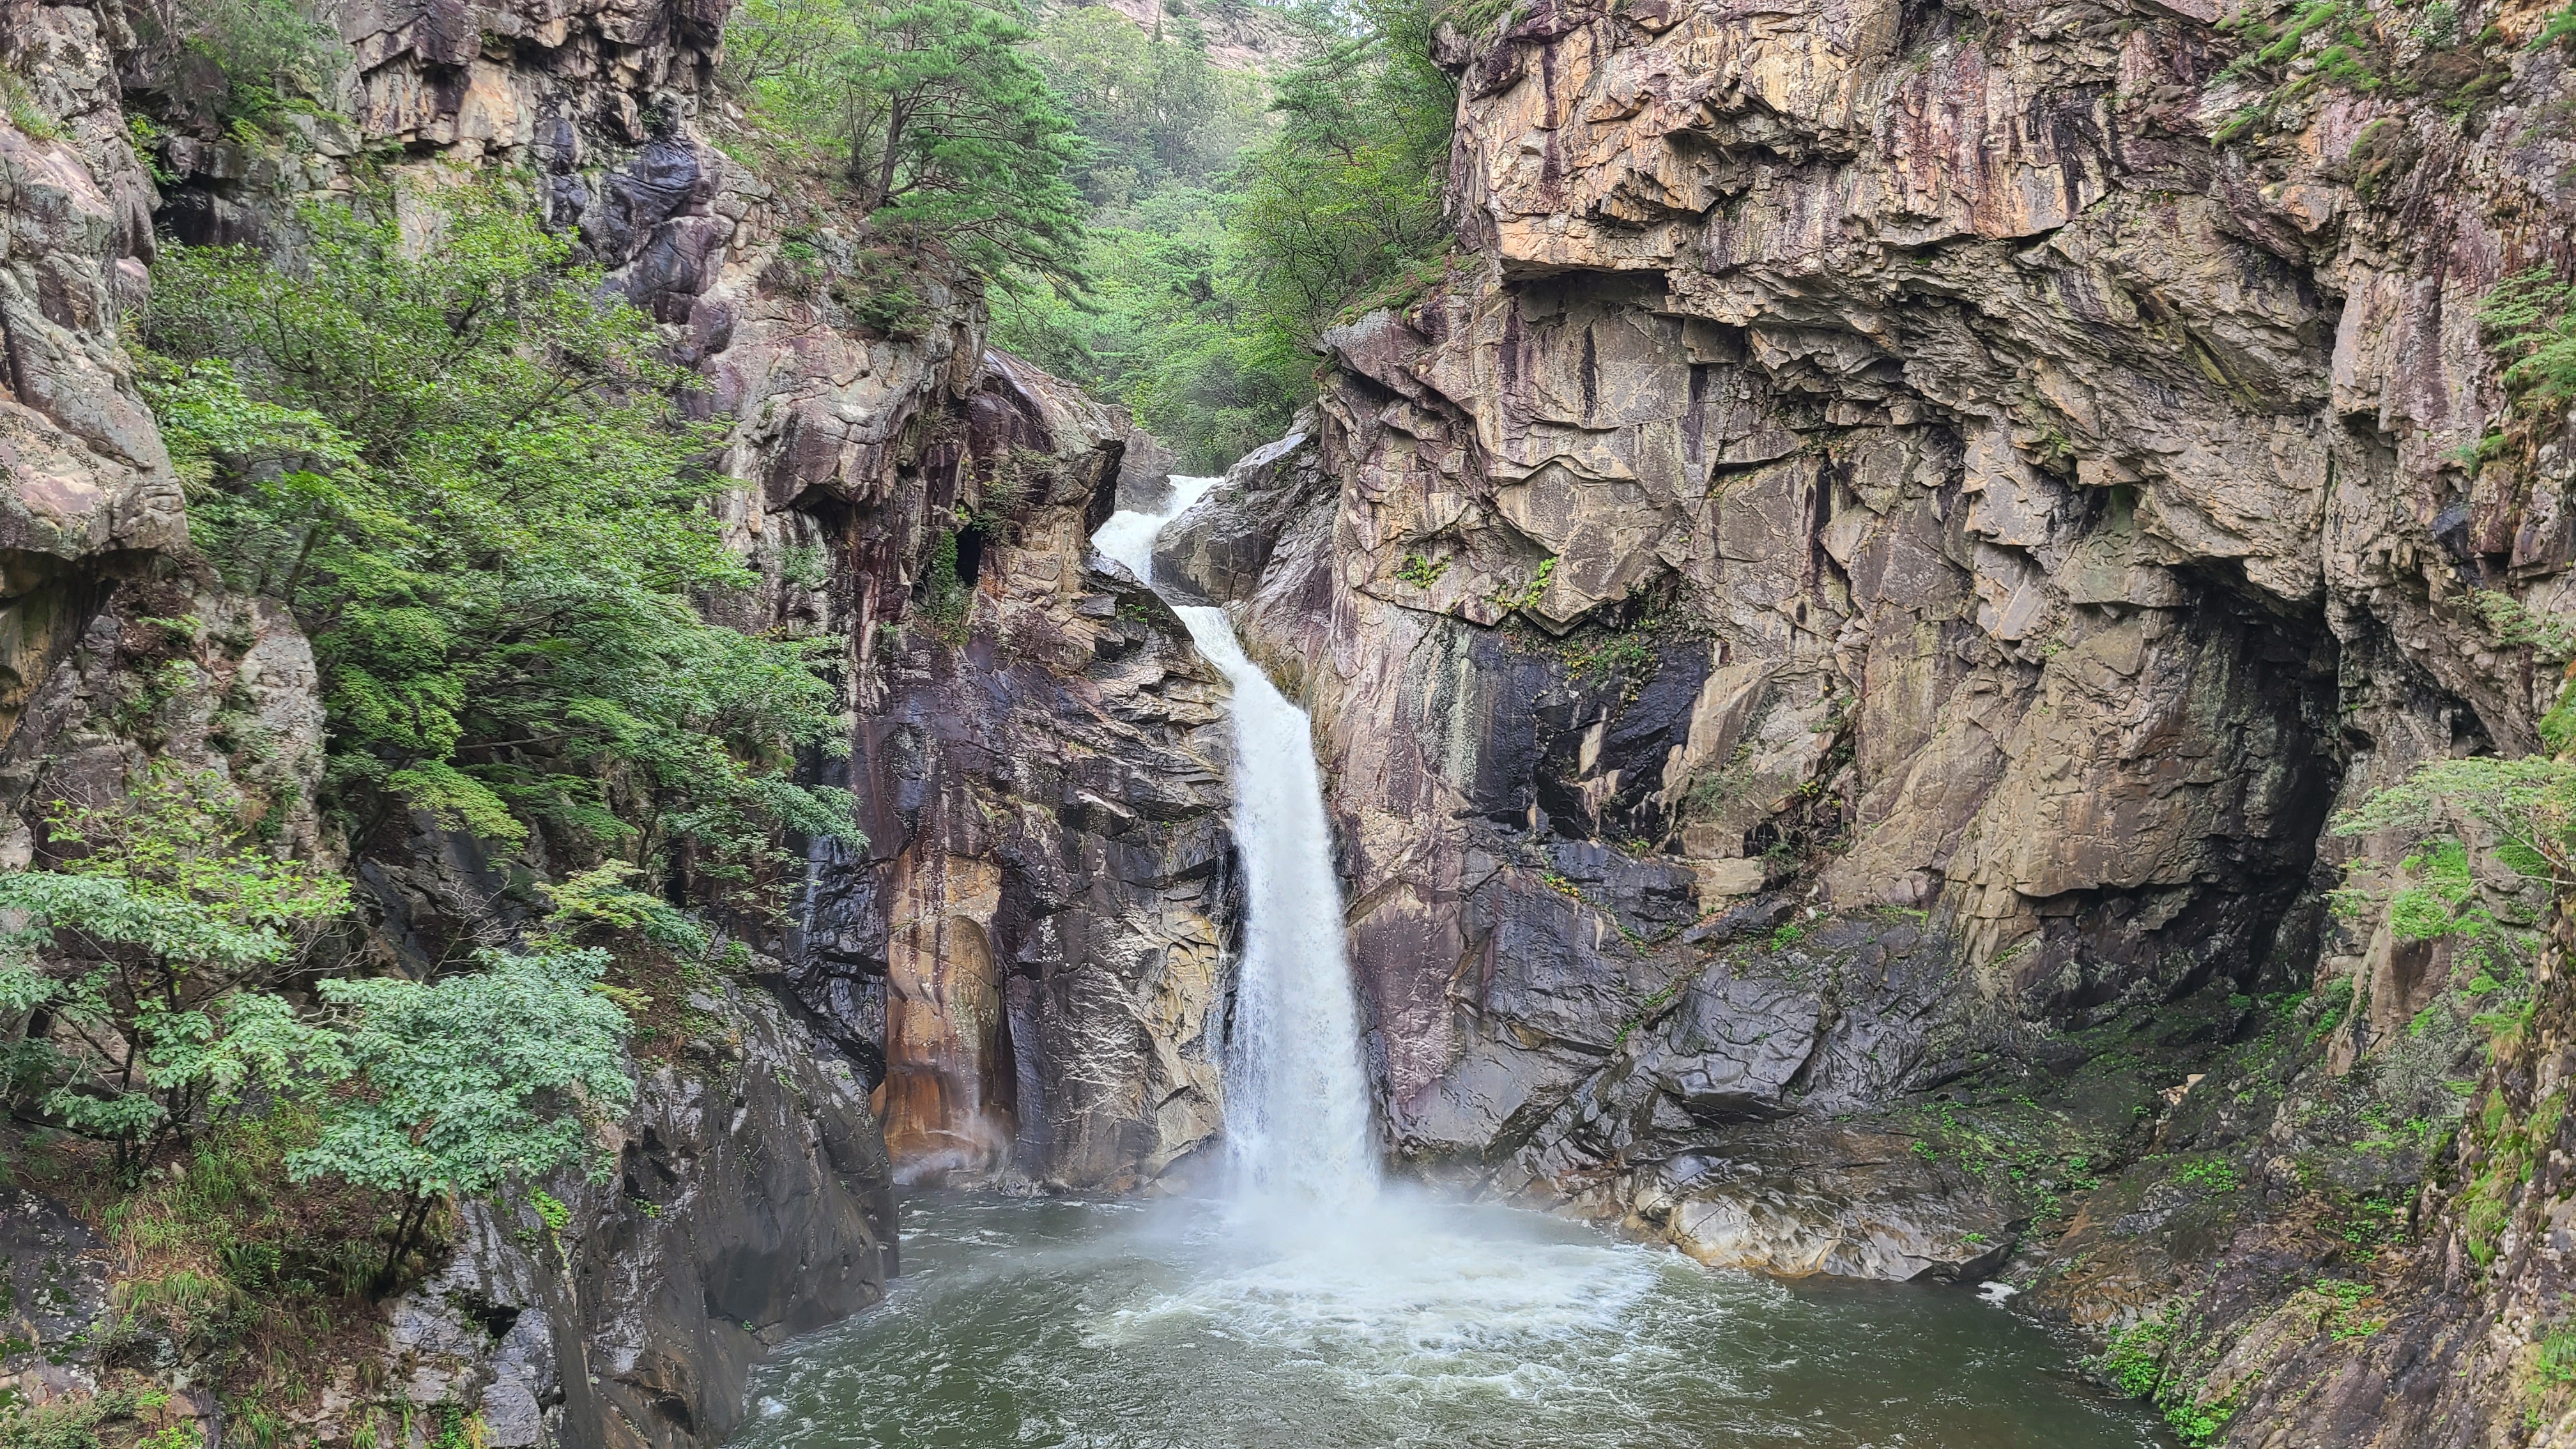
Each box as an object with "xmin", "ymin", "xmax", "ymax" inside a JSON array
[{"xmin": 724, "ymin": 480, "xmax": 2175, "ymax": 1449}]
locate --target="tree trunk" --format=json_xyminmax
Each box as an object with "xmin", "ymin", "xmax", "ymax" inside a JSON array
[{"xmin": 378, "ymin": 1190, "xmax": 432, "ymax": 1291}]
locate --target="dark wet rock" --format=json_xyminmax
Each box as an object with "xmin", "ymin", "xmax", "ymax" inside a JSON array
[
  {"xmin": 1154, "ymin": 416, "xmax": 1328, "ymax": 605},
  {"xmin": 383, "ymin": 979, "xmax": 894, "ymax": 1449}
]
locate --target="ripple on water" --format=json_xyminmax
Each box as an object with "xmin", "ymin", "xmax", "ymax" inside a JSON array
[{"xmin": 728, "ymin": 1192, "xmax": 2174, "ymax": 1449}]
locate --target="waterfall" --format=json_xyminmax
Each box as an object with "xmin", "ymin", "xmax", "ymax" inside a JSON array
[{"xmin": 1093, "ymin": 479, "xmax": 1381, "ymax": 1208}]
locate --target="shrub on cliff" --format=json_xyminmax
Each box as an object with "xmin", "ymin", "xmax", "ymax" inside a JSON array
[
  {"xmin": 2329, "ymin": 753, "xmax": 2576, "ymax": 1056},
  {"xmin": 141, "ymin": 183, "xmax": 857, "ymax": 908},
  {"xmin": 289, "ymin": 946, "xmax": 634, "ymax": 1285},
  {"xmin": 0, "ymin": 769, "xmax": 347, "ymax": 1183},
  {"xmin": 2479, "ymin": 267, "xmax": 2576, "ymax": 417},
  {"xmin": 724, "ymin": 0, "xmax": 1089, "ymax": 282},
  {"xmin": 132, "ymin": 0, "xmax": 346, "ymax": 130}
]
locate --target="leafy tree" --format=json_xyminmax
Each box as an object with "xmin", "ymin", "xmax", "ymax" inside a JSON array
[
  {"xmin": 2335, "ymin": 755, "xmax": 2576, "ymax": 887},
  {"xmin": 287, "ymin": 946, "xmax": 634, "ymax": 1284},
  {"xmin": 1034, "ymin": 7, "xmax": 1268, "ymax": 205},
  {"xmin": 724, "ymin": 0, "xmax": 1089, "ymax": 280},
  {"xmin": 0, "ymin": 770, "xmax": 347, "ymax": 1181},
  {"xmin": 142, "ymin": 183, "xmax": 857, "ymax": 911},
  {"xmin": 537, "ymin": 862, "xmax": 712, "ymax": 956},
  {"xmin": 1230, "ymin": 0, "xmax": 1452, "ymax": 339},
  {"xmin": 994, "ymin": 0, "xmax": 1461, "ymax": 469}
]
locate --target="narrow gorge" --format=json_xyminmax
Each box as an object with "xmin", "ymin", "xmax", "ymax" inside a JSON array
[{"xmin": 1, "ymin": 0, "xmax": 2573, "ymax": 1441}]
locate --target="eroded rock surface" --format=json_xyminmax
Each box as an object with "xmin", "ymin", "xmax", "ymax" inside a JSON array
[
  {"xmin": 1183, "ymin": 0, "xmax": 2576, "ymax": 1438},
  {"xmin": 380, "ymin": 978, "xmax": 894, "ymax": 1449},
  {"xmin": 784, "ymin": 352, "xmax": 1238, "ymax": 1193},
  {"xmin": 0, "ymin": 0, "xmax": 184, "ymax": 746}
]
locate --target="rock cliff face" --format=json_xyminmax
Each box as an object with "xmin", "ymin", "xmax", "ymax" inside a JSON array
[
  {"xmin": 9, "ymin": 0, "xmax": 1234, "ymax": 1425},
  {"xmin": 0, "ymin": 0, "xmax": 183, "ymax": 752},
  {"xmin": 784, "ymin": 351, "xmax": 1237, "ymax": 1193},
  {"xmin": 0, "ymin": 0, "xmax": 1136, "ymax": 1438},
  {"xmin": 1166, "ymin": 0, "xmax": 2576, "ymax": 1438}
]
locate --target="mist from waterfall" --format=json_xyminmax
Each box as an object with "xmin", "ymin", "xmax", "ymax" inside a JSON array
[{"xmin": 1092, "ymin": 477, "xmax": 1380, "ymax": 1210}]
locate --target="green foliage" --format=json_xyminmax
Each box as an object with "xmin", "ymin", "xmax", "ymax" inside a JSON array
[
  {"xmin": 830, "ymin": 247, "xmax": 933, "ymax": 337},
  {"xmin": 1609, "ymin": 970, "xmax": 1690, "ymax": 1050},
  {"xmin": 1235, "ymin": 0, "xmax": 1452, "ymax": 325},
  {"xmin": 2460, "ymin": 1089, "xmax": 2563, "ymax": 1266},
  {"xmin": 143, "ymin": 183, "xmax": 857, "ymax": 905},
  {"xmin": 2096, "ymin": 1317, "xmax": 2172, "ymax": 1398},
  {"xmin": 2471, "ymin": 590, "xmax": 2576, "ymax": 662},
  {"xmin": 151, "ymin": 0, "xmax": 345, "ymax": 126},
  {"xmin": 2386, "ymin": 838, "xmax": 2477, "ymax": 942},
  {"xmin": 12, "ymin": 1109, "xmax": 392, "ymax": 1392},
  {"xmin": 3, "ymin": 69, "xmax": 67, "ymax": 142},
  {"xmin": 919, "ymin": 530, "xmax": 972, "ymax": 642},
  {"xmin": 2536, "ymin": 1326, "xmax": 2576, "ymax": 1397},
  {"xmin": 2478, "ymin": 268, "xmax": 2576, "ymax": 418},
  {"xmin": 995, "ymin": 0, "xmax": 1461, "ymax": 469},
  {"xmin": 288, "ymin": 946, "xmax": 634, "ymax": 1281},
  {"xmin": 0, "ymin": 770, "xmax": 346, "ymax": 1177},
  {"xmin": 2092, "ymin": 1315, "xmax": 2245, "ymax": 1447},
  {"xmin": 2340, "ymin": 1193, "xmax": 2409, "ymax": 1248},
  {"xmin": 1034, "ymin": 5, "xmax": 1269, "ymax": 206},
  {"xmin": 2308, "ymin": 977, "xmax": 2354, "ymax": 1045},
  {"xmin": 2314, "ymin": 1278, "xmax": 2388, "ymax": 1340},
  {"xmin": 2218, "ymin": 0, "xmax": 2386, "ymax": 96},
  {"xmin": 537, "ymin": 864, "xmax": 710, "ymax": 956},
  {"xmin": 424, "ymin": 1406, "xmax": 475, "ymax": 1449},
  {"xmin": 1395, "ymin": 551, "xmax": 1448, "ymax": 589},
  {"xmin": 723, "ymin": 0, "xmax": 1088, "ymax": 281},
  {"xmin": 0, "ymin": 1390, "xmax": 179, "ymax": 1449},
  {"xmin": 2534, "ymin": 4, "xmax": 2576, "ymax": 50},
  {"xmin": 1493, "ymin": 556, "xmax": 1558, "ymax": 615},
  {"xmin": 2336, "ymin": 756, "xmax": 2576, "ymax": 887},
  {"xmin": 2330, "ymin": 773, "xmax": 2554, "ymax": 1055},
  {"xmin": 2174, "ymin": 1157, "xmax": 2244, "ymax": 1194}
]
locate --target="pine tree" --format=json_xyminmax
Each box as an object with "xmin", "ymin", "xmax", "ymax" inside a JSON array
[{"xmin": 727, "ymin": 0, "xmax": 1090, "ymax": 282}]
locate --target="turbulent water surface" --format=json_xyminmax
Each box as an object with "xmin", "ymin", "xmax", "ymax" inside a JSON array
[
  {"xmin": 728, "ymin": 1191, "xmax": 2170, "ymax": 1449},
  {"xmin": 728, "ymin": 480, "xmax": 2172, "ymax": 1449}
]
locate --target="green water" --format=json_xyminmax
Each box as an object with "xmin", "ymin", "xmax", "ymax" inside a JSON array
[{"xmin": 728, "ymin": 1192, "xmax": 2172, "ymax": 1449}]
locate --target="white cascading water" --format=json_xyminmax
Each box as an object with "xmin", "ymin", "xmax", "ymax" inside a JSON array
[
  {"xmin": 1092, "ymin": 477, "xmax": 1380, "ymax": 1208},
  {"xmin": 717, "ymin": 471, "xmax": 2169, "ymax": 1449}
]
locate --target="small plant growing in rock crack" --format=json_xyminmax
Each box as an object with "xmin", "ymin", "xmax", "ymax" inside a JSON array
[
  {"xmin": 1610, "ymin": 973, "xmax": 1694, "ymax": 1050},
  {"xmin": 1395, "ymin": 551, "xmax": 1448, "ymax": 589},
  {"xmin": 2173, "ymin": 1158, "xmax": 2243, "ymax": 1195},
  {"xmin": 1492, "ymin": 556, "xmax": 1557, "ymax": 615},
  {"xmin": 2313, "ymin": 1278, "xmax": 2388, "ymax": 1341},
  {"xmin": 2528, "ymin": 1325, "xmax": 2576, "ymax": 1420}
]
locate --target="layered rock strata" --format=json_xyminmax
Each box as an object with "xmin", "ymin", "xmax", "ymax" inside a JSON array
[{"xmin": 1167, "ymin": 0, "xmax": 2576, "ymax": 1438}]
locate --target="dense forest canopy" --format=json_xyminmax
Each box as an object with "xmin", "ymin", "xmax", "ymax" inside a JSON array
[
  {"xmin": 1003, "ymin": 0, "xmax": 1460, "ymax": 470},
  {"xmin": 724, "ymin": 0, "xmax": 1461, "ymax": 469}
]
